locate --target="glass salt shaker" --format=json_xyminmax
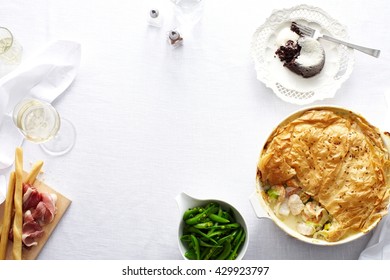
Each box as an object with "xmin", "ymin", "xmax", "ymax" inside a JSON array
[
  {"xmin": 147, "ymin": 9, "xmax": 163, "ymax": 27},
  {"xmin": 167, "ymin": 30, "xmax": 183, "ymax": 48}
]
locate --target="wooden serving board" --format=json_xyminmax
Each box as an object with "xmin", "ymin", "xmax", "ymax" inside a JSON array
[{"xmin": 0, "ymin": 172, "xmax": 71, "ymax": 260}]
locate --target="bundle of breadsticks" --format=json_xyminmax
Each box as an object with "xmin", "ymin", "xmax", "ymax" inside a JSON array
[{"xmin": 0, "ymin": 147, "xmax": 43, "ymax": 260}]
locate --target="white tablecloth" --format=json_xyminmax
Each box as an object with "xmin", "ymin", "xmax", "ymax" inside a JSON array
[{"xmin": 1, "ymin": 0, "xmax": 389, "ymax": 259}]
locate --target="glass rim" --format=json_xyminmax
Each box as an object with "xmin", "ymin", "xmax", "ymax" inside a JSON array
[
  {"xmin": 12, "ymin": 97, "xmax": 59, "ymax": 124},
  {"xmin": 12, "ymin": 98, "xmax": 61, "ymax": 143},
  {"xmin": 0, "ymin": 26, "xmax": 14, "ymax": 55}
]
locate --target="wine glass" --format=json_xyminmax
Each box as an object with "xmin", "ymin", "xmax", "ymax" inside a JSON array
[
  {"xmin": 171, "ymin": 0, "xmax": 204, "ymax": 29},
  {"xmin": 12, "ymin": 98, "xmax": 76, "ymax": 156},
  {"xmin": 0, "ymin": 27, "xmax": 22, "ymax": 78}
]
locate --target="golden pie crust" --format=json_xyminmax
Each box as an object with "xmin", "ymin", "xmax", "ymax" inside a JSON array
[{"xmin": 258, "ymin": 108, "xmax": 390, "ymax": 241}]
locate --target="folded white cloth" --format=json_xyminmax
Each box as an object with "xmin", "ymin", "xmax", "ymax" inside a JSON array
[
  {"xmin": 0, "ymin": 40, "xmax": 81, "ymax": 169},
  {"xmin": 359, "ymin": 216, "xmax": 390, "ymax": 259},
  {"xmin": 0, "ymin": 40, "xmax": 81, "ymax": 204}
]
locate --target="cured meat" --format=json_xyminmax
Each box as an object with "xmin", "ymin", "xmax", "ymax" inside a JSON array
[
  {"xmin": 32, "ymin": 194, "xmax": 57, "ymax": 225},
  {"xmin": 22, "ymin": 211, "xmax": 44, "ymax": 247},
  {"xmin": 18, "ymin": 183, "xmax": 57, "ymax": 247},
  {"xmin": 7, "ymin": 183, "xmax": 57, "ymax": 247},
  {"xmin": 23, "ymin": 184, "xmax": 42, "ymax": 210}
]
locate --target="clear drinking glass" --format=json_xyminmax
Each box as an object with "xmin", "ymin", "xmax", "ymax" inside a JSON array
[
  {"xmin": 0, "ymin": 27, "xmax": 22, "ymax": 78},
  {"xmin": 13, "ymin": 98, "xmax": 76, "ymax": 156},
  {"xmin": 171, "ymin": 0, "xmax": 204, "ymax": 28}
]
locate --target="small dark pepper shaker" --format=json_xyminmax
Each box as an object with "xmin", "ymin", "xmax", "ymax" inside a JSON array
[{"xmin": 168, "ymin": 30, "xmax": 183, "ymax": 48}]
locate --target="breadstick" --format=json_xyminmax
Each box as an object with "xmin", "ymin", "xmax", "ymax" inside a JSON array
[
  {"xmin": 25, "ymin": 160, "xmax": 44, "ymax": 185},
  {"xmin": 12, "ymin": 147, "xmax": 23, "ymax": 260},
  {"xmin": 0, "ymin": 172, "xmax": 16, "ymax": 260}
]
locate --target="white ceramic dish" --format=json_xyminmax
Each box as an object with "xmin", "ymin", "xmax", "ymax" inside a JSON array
[
  {"xmin": 249, "ymin": 106, "xmax": 390, "ymax": 245},
  {"xmin": 175, "ymin": 192, "xmax": 249, "ymax": 259},
  {"xmin": 251, "ymin": 5, "xmax": 354, "ymax": 105}
]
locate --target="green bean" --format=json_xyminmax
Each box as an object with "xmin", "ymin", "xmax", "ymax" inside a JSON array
[
  {"xmin": 232, "ymin": 228, "xmax": 243, "ymax": 247},
  {"xmin": 217, "ymin": 206, "xmax": 223, "ymax": 216},
  {"xmin": 206, "ymin": 230, "xmax": 229, "ymax": 238},
  {"xmin": 183, "ymin": 207, "xmax": 204, "ymax": 220},
  {"xmin": 207, "ymin": 205, "xmax": 223, "ymax": 235},
  {"xmin": 209, "ymin": 223, "xmax": 241, "ymax": 230},
  {"xmin": 199, "ymin": 239, "xmax": 222, "ymax": 248},
  {"xmin": 206, "ymin": 207, "xmax": 222, "ymax": 235},
  {"xmin": 216, "ymin": 230, "xmax": 238, "ymax": 244},
  {"xmin": 210, "ymin": 246, "xmax": 225, "ymax": 259},
  {"xmin": 206, "ymin": 223, "xmax": 218, "ymax": 236},
  {"xmin": 180, "ymin": 202, "xmax": 245, "ymax": 260},
  {"xmin": 205, "ymin": 202, "xmax": 217, "ymax": 210},
  {"xmin": 209, "ymin": 213, "xmax": 230, "ymax": 223},
  {"xmin": 194, "ymin": 221, "xmax": 213, "ymax": 229},
  {"xmin": 180, "ymin": 234, "xmax": 192, "ymax": 243},
  {"xmin": 190, "ymin": 235, "xmax": 200, "ymax": 260},
  {"xmin": 200, "ymin": 247, "xmax": 211, "ymax": 259},
  {"xmin": 204, "ymin": 245, "xmax": 223, "ymax": 260},
  {"xmin": 185, "ymin": 249, "xmax": 197, "ymax": 260},
  {"xmin": 216, "ymin": 241, "xmax": 232, "ymax": 260},
  {"xmin": 222, "ymin": 210, "xmax": 234, "ymax": 222},
  {"xmin": 228, "ymin": 230, "xmax": 246, "ymax": 260},
  {"xmin": 185, "ymin": 212, "xmax": 207, "ymax": 225},
  {"xmin": 185, "ymin": 204, "xmax": 217, "ymax": 225},
  {"xmin": 186, "ymin": 227, "xmax": 218, "ymax": 244}
]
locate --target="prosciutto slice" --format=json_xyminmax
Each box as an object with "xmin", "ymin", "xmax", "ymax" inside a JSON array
[
  {"xmin": 32, "ymin": 193, "xmax": 57, "ymax": 225},
  {"xmin": 23, "ymin": 184, "xmax": 42, "ymax": 210},
  {"xmin": 22, "ymin": 211, "xmax": 44, "ymax": 247},
  {"xmin": 19, "ymin": 183, "xmax": 57, "ymax": 247}
]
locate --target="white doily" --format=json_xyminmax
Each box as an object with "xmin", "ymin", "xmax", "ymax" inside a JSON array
[{"xmin": 251, "ymin": 4, "xmax": 354, "ymax": 105}]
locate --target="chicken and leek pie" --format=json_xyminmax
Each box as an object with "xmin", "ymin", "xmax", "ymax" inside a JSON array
[{"xmin": 258, "ymin": 108, "xmax": 390, "ymax": 242}]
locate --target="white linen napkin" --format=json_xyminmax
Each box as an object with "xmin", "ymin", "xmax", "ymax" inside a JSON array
[
  {"xmin": 0, "ymin": 40, "xmax": 80, "ymax": 205},
  {"xmin": 359, "ymin": 92, "xmax": 390, "ymax": 260},
  {"xmin": 0, "ymin": 40, "xmax": 81, "ymax": 169},
  {"xmin": 359, "ymin": 216, "xmax": 390, "ymax": 259}
]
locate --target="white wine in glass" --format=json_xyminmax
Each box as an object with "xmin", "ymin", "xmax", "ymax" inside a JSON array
[
  {"xmin": 0, "ymin": 26, "xmax": 23, "ymax": 77},
  {"xmin": 13, "ymin": 98, "xmax": 76, "ymax": 155}
]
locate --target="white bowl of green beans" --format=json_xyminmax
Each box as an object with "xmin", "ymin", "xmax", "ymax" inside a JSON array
[{"xmin": 176, "ymin": 192, "xmax": 249, "ymax": 260}]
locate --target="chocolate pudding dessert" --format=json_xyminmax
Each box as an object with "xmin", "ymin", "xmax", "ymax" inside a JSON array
[{"xmin": 275, "ymin": 23, "xmax": 325, "ymax": 78}]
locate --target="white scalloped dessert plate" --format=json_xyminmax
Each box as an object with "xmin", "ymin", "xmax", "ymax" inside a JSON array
[{"xmin": 251, "ymin": 5, "xmax": 354, "ymax": 105}]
